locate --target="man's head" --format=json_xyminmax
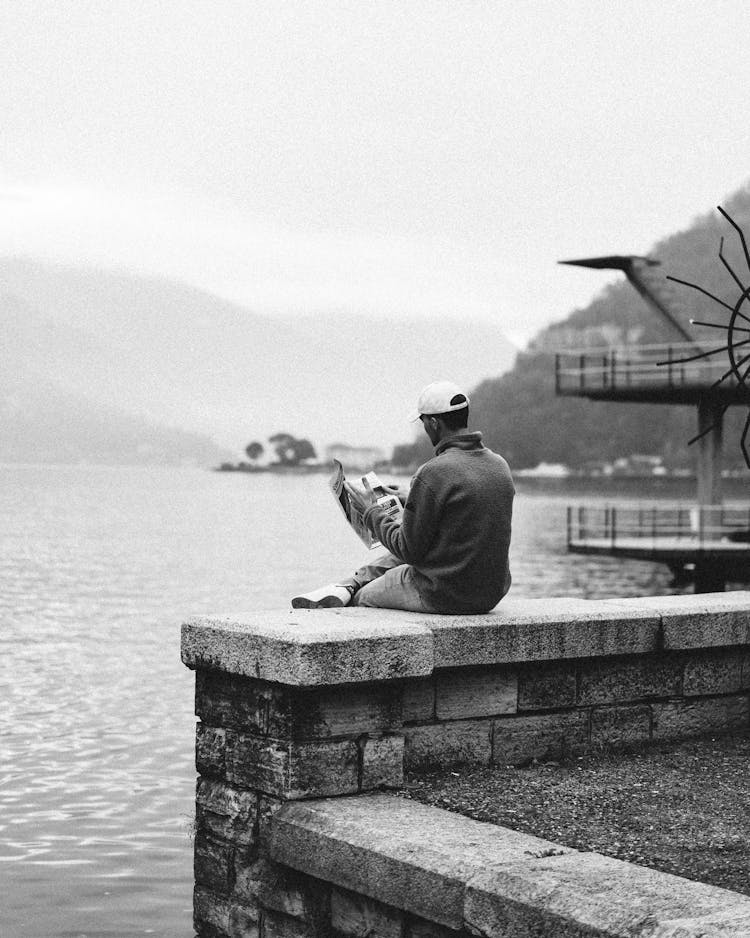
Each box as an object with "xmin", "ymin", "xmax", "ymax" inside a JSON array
[{"xmin": 411, "ymin": 380, "xmax": 470, "ymax": 446}]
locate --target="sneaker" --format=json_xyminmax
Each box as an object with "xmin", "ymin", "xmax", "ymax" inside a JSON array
[{"xmin": 291, "ymin": 584, "xmax": 354, "ymax": 609}]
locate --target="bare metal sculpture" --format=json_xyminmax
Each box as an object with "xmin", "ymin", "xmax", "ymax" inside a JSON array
[{"xmin": 658, "ymin": 206, "xmax": 750, "ymax": 468}]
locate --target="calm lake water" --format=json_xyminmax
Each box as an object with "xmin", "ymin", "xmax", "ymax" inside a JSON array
[{"xmin": 1, "ymin": 465, "xmax": 746, "ymax": 937}]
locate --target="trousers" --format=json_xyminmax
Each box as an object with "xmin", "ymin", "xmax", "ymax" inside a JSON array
[{"xmin": 341, "ymin": 546, "xmax": 434, "ymax": 613}]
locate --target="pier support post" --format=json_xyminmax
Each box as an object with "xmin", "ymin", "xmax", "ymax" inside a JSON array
[{"xmin": 696, "ymin": 398, "xmax": 724, "ymax": 512}]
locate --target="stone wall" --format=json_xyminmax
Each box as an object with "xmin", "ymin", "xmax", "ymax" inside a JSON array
[{"xmin": 181, "ymin": 592, "xmax": 750, "ymax": 937}]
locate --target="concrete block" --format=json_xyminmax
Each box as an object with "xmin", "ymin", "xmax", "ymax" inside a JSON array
[
  {"xmin": 195, "ymin": 885, "xmax": 232, "ymax": 937},
  {"xmin": 427, "ymin": 597, "xmax": 660, "ymax": 669},
  {"xmin": 182, "ymin": 609, "xmax": 433, "ymax": 685},
  {"xmin": 578, "ymin": 654, "xmax": 681, "ymax": 705},
  {"xmin": 464, "ymin": 850, "xmax": 750, "ymax": 938},
  {"xmin": 652, "ymin": 695, "xmax": 750, "ymax": 741},
  {"xmin": 197, "ymin": 778, "xmax": 257, "ymax": 846},
  {"xmin": 331, "ymin": 887, "xmax": 403, "ymax": 937},
  {"xmin": 607, "ymin": 591, "xmax": 750, "ymax": 650},
  {"xmin": 517, "ymin": 661, "xmax": 576, "ymax": 711},
  {"xmin": 493, "ymin": 711, "xmax": 589, "ymax": 765},
  {"xmin": 402, "ymin": 678, "xmax": 435, "ymax": 723},
  {"xmin": 230, "ymin": 734, "xmax": 359, "ymax": 799},
  {"xmin": 590, "ymin": 705, "xmax": 651, "ymax": 748},
  {"xmin": 404, "ymin": 720, "xmax": 492, "ymax": 771},
  {"xmin": 361, "ymin": 735, "xmax": 404, "ymax": 790},
  {"xmin": 197, "ymin": 724, "xmax": 230, "ymax": 779},
  {"xmin": 269, "ymin": 794, "xmax": 573, "ymax": 931},
  {"xmin": 435, "ymin": 667, "xmax": 517, "ymax": 720},
  {"xmin": 683, "ymin": 648, "xmax": 745, "ymax": 696}
]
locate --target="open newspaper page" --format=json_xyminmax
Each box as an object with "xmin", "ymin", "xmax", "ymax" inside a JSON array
[{"xmin": 329, "ymin": 459, "xmax": 404, "ymax": 549}]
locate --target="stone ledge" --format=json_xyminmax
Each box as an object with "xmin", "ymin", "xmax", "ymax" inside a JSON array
[
  {"xmin": 427, "ymin": 596, "xmax": 661, "ymax": 668},
  {"xmin": 604, "ymin": 591, "xmax": 750, "ymax": 650},
  {"xmin": 270, "ymin": 794, "xmax": 750, "ymax": 937},
  {"xmin": 181, "ymin": 594, "xmax": 750, "ymax": 687},
  {"xmin": 181, "ymin": 611, "xmax": 434, "ymax": 685}
]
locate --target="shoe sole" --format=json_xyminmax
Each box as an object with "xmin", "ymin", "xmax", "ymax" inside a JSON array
[{"xmin": 291, "ymin": 595, "xmax": 345, "ymax": 609}]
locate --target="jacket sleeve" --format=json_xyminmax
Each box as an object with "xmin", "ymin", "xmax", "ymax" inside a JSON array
[{"xmin": 364, "ymin": 474, "xmax": 439, "ymax": 564}]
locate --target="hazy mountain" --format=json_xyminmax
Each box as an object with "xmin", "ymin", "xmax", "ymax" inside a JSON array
[
  {"xmin": 464, "ymin": 183, "xmax": 750, "ymax": 470},
  {"xmin": 2, "ymin": 257, "xmax": 517, "ymax": 464}
]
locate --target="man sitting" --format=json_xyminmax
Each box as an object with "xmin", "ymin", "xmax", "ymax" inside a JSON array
[{"xmin": 292, "ymin": 381, "xmax": 515, "ymax": 614}]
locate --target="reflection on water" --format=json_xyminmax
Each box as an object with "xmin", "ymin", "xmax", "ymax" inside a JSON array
[{"xmin": 0, "ymin": 466, "xmax": 731, "ymax": 936}]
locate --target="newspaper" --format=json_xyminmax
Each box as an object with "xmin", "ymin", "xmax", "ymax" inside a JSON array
[{"xmin": 329, "ymin": 459, "xmax": 404, "ymax": 548}]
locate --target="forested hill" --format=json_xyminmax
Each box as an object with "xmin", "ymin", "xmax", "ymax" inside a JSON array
[{"xmin": 467, "ymin": 183, "xmax": 750, "ymax": 470}]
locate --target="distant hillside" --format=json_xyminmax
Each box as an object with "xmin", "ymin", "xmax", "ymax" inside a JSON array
[
  {"xmin": 1, "ymin": 258, "xmax": 517, "ymax": 462},
  {"xmin": 390, "ymin": 183, "xmax": 750, "ymax": 470},
  {"xmin": 466, "ymin": 184, "xmax": 750, "ymax": 470}
]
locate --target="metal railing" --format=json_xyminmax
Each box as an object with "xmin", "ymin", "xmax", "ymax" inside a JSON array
[
  {"xmin": 567, "ymin": 503, "xmax": 750, "ymax": 549},
  {"xmin": 554, "ymin": 342, "xmax": 737, "ymax": 395}
]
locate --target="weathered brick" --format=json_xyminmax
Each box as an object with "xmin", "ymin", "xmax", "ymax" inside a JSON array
[
  {"xmin": 229, "ymin": 902, "xmax": 260, "ymax": 938},
  {"xmin": 517, "ymin": 661, "xmax": 576, "ymax": 711},
  {"xmin": 229, "ymin": 735, "xmax": 289, "ymax": 793},
  {"xmin": 435, "ymin": 667, "xmax": 517, "ymax": 720},
  {"xmin": 197, "ymin": 779, "xmax": 258, "ymax": 846},
  {"xmin": 404, "ymin": 720, "xmax": 492, "ymax": 770},
  {"xmin": 195, "ymin": 884, "xmax": 231, "ymax": 938},
  {"xmin": 259, "ymin": 908, "xmax": 320, "ymax": 938},
  {"xmin": 493, "ymin": 711, "xmax": 589, "ymax": 766},
  {"xmin": 197, "ymin": 670, "xmax": 402, "ymax": 739},
  {"xmin": 331, "ymin": 886, "xmax": 403, "ymax": 938},
  {"xmin": 195, "ymin": 829, "xmax": 235, "ymax": 895},
  {"xmin": 229, "ymin": 734, "xmax": 360, "ymax": 798},
  {"xmin": 590, "ymin": 705, "xmax": 651, "ymax": 748},
  {"xmin": 197, "ymin": 724, "xmax": 230, "ymax": 779},
  {"xmin": 683, "ymin": 649, "xmax": 745, "ymax": 697},
  {"xmin": 290, "ymin": 685, "xmax": 402, "ymax": 738},
  {"xmin": 289, "ymin": 739, "xmax": 360, "ymax": 798},
  {"xmin": 197, "ymin": 670, "xmax": 281, "ymax": 733},
  {"xmin": 402, "ymin": 678, "xmax": 435, "ymax": 723},
  {"xmin": 653, "ymin": 695, "xmax": 750, "ymax": 740},
  {"xmin": 361, "ymin": 735, "xmax": 404, "ymax": 790},
  {"xmin": 578, "ymin": 655, "xmax": 681, "ymax": 706},
  {"xmin": 234, "ymin": 857, "xmax": 266, "ymax": 904},
  {"xmin": 407, "ymin": 918, "xmax": 467, "ymax": 937},
  {"xmin": 260, "ymin": 862, "xmax": 329, "ymax": 921},
  {"xmin": 257, "ymin": 796, "xmax": 285, "ymax": 852}
]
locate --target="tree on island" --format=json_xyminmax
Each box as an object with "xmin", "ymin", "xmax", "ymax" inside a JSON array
[
  {"xmin": 245, "ymin": 441, "xmax": 264, "ymax": 463},
  {"xmin": 268, "ymin": 432, "xmax": 317, "ymax": 466}
]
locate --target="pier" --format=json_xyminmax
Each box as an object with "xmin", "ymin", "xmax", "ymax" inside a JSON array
[{"xmin": 556, "ymin": 255, "xmax": 750, "ymax": 590}]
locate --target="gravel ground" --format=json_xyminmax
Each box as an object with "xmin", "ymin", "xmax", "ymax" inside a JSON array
[{"xmin": 400, "ymin": 730, "xmax": 750, "ymax": 896}]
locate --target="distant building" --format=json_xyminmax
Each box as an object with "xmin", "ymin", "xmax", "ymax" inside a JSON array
[{"xmin": 325, "ymin": 443, "xmax": 386, "ymax": 471}]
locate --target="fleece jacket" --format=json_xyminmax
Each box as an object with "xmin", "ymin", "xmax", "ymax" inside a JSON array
[{"xmin": 364, "ymin": 430, "xmax": 514, "ymax": 614}]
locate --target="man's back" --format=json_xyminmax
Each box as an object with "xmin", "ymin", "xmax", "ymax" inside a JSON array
[{"xmin": 397, "ymin": 431, "xmax": 514, "ymax": 613}]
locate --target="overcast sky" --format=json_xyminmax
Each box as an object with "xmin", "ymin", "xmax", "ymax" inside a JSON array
[{"xmin": 3, "ymin": 1, "xmax": 750, "ymax": 347}]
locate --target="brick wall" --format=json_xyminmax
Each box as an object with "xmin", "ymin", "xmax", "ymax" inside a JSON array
[{"xmin": 181, "ymin": 594, "xmax": 750, "ymax": 937}]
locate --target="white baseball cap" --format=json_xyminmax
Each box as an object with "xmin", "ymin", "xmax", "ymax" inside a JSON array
[{"xmin": 409, "ymin": 381, "xmax": 470, "ymax": 421}]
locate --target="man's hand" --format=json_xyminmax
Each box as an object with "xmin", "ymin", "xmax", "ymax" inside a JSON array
[{"xmin": 345, "ymin": 479, "xmax": 377, "ymax": 513}]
